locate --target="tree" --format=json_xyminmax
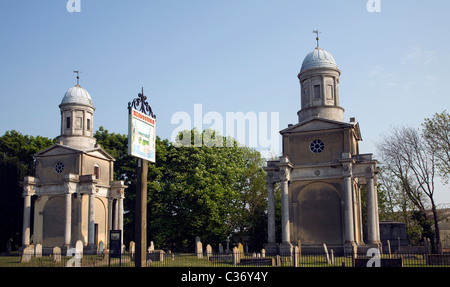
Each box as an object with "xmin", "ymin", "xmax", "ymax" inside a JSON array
[
  {"xmin": 423, "ymin": 110, "xmax": 450, "ymax": 184},
  {"xmin": 0, "ymin": 131, "xmax": 55, "ymax": 251},
  {"xmin": 377, "ymin": 126, "xmax": 440, "ymax": 251},
  {"xmin": 96, "ymin": 127, "xmax": 269, "ymax": 252}
]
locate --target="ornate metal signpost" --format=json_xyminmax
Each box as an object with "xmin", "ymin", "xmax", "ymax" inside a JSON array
[{"xmin": 128, "ymin": 88, "xmax": 156, "ymax": 267}]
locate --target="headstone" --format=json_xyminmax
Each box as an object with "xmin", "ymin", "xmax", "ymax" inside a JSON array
[
  {"xmin": 53, "ymin": 247, "xmax": 61, "ymax": 263},
  {"xmin": 387, "ymin": 240, "xmax": 392, "ymax": 258},
  {"xmin": 21, "ymin": 246, "xmax": 33, "ymax": 263},
  {"xmin": 238, "ymin": 243, "xmax": 244, "ymax": 259},
  {"xmin": 148, "ymin": 241, "xmax": 155, "ymax": 253},
  {"xmin": 147, "ymin": 250, "xmax": 165, "ymax": 262},
  {"xmin": 35, "ymin": 244, "xmax": 42, "ymax": 258},
  {"xmin": 330, "ymin": 249, "xmax": 335, "ymax": 265},
  {"xmin": 195, "ymin": 237, "xmax": 203, "ymax": 259},
  {"xmin": 261, "ymin": 248, "xmax": 266, "ymax": 258},
  {"xmin": 218, "ymin": 243, "xmax": 224, "ymax": 254},
  {"xmin": 352, "ymin": 244, "xmax": 358, "ymax": 260},
  {"xmin": 75, "ymin": 240, "xmax": 84, "ymax": 259},
  {"xmin": 293, "ymin": 246, "xmax": 299, "ymax": 267},
  {"xmin": 226, "ymin": 236, "xmax": 230, "ymax": 254},
  {"xmin": 98, "ymin": 241, "xmax": 104, "ymax": 255},
  {"xmin": 130, "ymin": 241, "xmax": 135, "ymax": 261},
  {"xmin": 206, "ymin": 244, "xmax": 212, "ymax": 259},
  {"xmin": 232, "ymin": 247, "xmax": 240, "ymax": 265},
  {"xmin": 323, "ymin": 244, "xmax": 331, "ymax": 265}
]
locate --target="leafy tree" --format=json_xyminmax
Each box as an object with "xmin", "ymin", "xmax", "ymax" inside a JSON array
[
  {"xmin": 422, "ymin": 110, "xmax": 450, "ymax": 184},
  {"xmin": 96, "ymin": 127, "xmax": 269, "ymax": 252},
  {"xmin": 0, "ymin": 131, "xmax": 55, "ymax": 251}
]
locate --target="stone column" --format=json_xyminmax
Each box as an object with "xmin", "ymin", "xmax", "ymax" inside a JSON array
[
  {"xmin": 267, "ymin": 180, "xmax": 276, "ymax": 244},
  {"xmin": 88, "ymin": 192, "xmax": 95, "ymax": 248},
  {"xmin": 342, "ymin": 162, "xmax": 355, "ymax": 245},
  {"xmin": 107, "ymin": 197, "xmax": 113, "ymax": 248},
  {"xmin": 113, "ymin": 199, "xmax": 119, "ymax": 230},
  {"xmin": 107, "ymin": 197, "xmax": 113, "ymax": 231},
  {"xmin": 22, "ymin": 193, "xmax": 32, "ymax": 247},
  {"xmin": 280, "ymin": 177, "xmax": 290, "ymax": 244},
  {"xmin": 278, "ymin": 156, "xmax": 293, "ymax": 255},
  {"xmin": 366, "ymin": 171, "xmax": 380, "ymax": 246},
  {"xmin": 64, "ymin": 193, "xmax": 72, "ymax": 247},
  {"xmin": 20, "ymin": 177, "xmax": 37, "ymax": 248},
  {"xmin": 118, "ymin": 195, "xmax": 124, "ymax": 248}
]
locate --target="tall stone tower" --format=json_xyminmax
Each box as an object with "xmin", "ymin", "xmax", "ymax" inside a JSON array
[
  {"xmin": 264, "ymin": 42, "xmax": 381, "ymax": 255},
  {"xmin": 20, "ymin": 81, "xmax": 127, "ymax": 254}
]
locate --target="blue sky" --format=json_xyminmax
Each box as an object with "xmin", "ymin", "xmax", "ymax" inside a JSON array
[{"xmin": 0, "ymin": 1, "xmax": 449, "ymax": 201}]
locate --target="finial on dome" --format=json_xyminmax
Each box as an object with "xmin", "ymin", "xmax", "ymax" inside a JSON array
[
  {"xmin": 73, "ymin": 70, "xmax": 80, "ymax": 86},
  {"xmin": 313, "ymin": 30, "xmax": 320, "ymax": 48}
]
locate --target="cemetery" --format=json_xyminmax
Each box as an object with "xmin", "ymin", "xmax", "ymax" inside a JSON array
[
  {"xmin": 1, "ymin": 33, "xmax": 449, "ymax": 271},
  {"xmin": 1, "ymin": 235, "xmax": 449, "ymax": 267}
]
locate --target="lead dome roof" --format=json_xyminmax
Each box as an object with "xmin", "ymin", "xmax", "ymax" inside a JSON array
[
  {"xmin": 300, "ymin": 47, "xmax": 338, "ymax": 72},
  {"xmin": 60, "ymin": 85, "xmax": 94, "ymax": 107}
]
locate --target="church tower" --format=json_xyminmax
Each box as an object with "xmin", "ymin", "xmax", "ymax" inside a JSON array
[
  {"xmin": 20, "ymin": 77, "xmax": 127, "ymax": 255},
  {"xmin": 297, "ymin": 46, "xmax": 344, "ymax": 123},
  {"xmin": 264, "ymin": 37, "xmax": 381, "ymax": 255},
  {"xmin": 58, "ymin": 84, "xmax": 96, "ymax": 149}
]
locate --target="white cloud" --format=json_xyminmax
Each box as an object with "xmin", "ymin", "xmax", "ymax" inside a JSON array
[{"xmin": 401, "ymin": 46, "xmax": 437, "ymax": 66}]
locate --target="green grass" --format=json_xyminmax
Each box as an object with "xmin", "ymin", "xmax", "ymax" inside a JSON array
[{"xmin": 1, "ymin": 253, "xmax": 449, "ymax": 267}]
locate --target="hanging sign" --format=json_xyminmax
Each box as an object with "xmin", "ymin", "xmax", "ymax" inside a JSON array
[{"xmin": 128, "ymin": 108, "xmax": 156, "ymax": 163}]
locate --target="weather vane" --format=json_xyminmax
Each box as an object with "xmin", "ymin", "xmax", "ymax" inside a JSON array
[
  {"xmin": 73, "ymin": 70, "xmax": 80, "ymax": 86},
  {"xmin": 313, "ymin": 30, "xmax": 320, "ymax": 47}
]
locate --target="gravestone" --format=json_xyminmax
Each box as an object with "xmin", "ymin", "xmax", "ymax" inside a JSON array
[
  {"xmin": 226, "ymin": 236, "xmax": 230, "ymax": 254},
  {"xmin": 261, "ymin": 248, "xmax": 266, "ymax": 258},
  {"xmin": 53, "ymin": 247, "xmax": 61, "ymax": 263},
  {"xmin": 130, "ymin": 241, "xmax": 135, "ymax": 261},
  {"xmin": 147, "ymin": 250, "xmax": 165, "ymax": 262},
  {"xmin": 218, "ymin": 243, "xmax": 224, "ymax": 254},
  {"xmin": 21, "ymin": 246, "xmax": 33, "ymax": 263},
  {"xmin": 330, "ymin": 249, "xmax": 335, "ymax": 265},
  {"xmin": 293, "ymin": 246, "xmax": 299, "ymax": 267},
  {"xmin": 98, "ymin": 241, "xmax": 104, "ymax": 255},
  {"xmin": 148, "ymin": 241, "xmax": 155, "ymax": 253},
  {"xmin": 232, "ymin": 247, "xmax": 240, "ymax": 265},
  {"xmin": 75, "ymin": 240, "xmax": 84, "ymax": 259},
  {"xmin": 323, "ymin": 244, "xmax": 331, "ymax": 265},
  {"xmin": 387, "ymin": 240, "xmax": 392, "ymax": 258},
  {"xmin": 196, "ymin": 236, "xmax": 203, "ymax": 259},
  {"xmin": 238, "ymin": 243, "xmax": 244, "ymax": 258},
  {"xmin": 35, "ymin": 244, "xmax": 42, "ymax": 258},
  {"xmin": 206, "ymin": 244, "xmax": 212, "ymax": 259}
]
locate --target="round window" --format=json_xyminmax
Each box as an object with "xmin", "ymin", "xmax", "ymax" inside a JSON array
[
  {"xmin": 309, "ymin": 139, "xmax": 325, "ymax": 154},
  {"xmin": 54, "ymin": 162, "xmax": 65, "ymax": 174}
]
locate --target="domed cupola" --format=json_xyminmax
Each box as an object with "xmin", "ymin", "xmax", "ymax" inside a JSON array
[
  {"xmin": 300, "ymin": 47, "xmax": 338, "ymax": 72},
  {"xmin": 60, "ymin": 84, "xmax": 94, "ymax": 108},
  {"xmin": 297, "ymin": 39, "xmax": 344, "ymax": 123},
  {"xmin": 57, "ymin": 73, "xmax": 96, "ymax": 150}
]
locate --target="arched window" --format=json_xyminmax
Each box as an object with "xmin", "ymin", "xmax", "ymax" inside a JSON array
[{"xmin": 94, "ymin": 165, "xmax": 100, "ymax": 179}]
